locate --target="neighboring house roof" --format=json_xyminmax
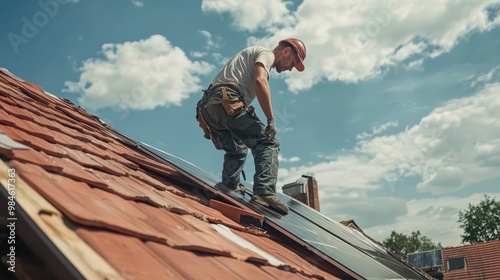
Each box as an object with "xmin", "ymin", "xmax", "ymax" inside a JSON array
[
  {"xmin": 442, "ymin": 239, "xmax": 500, "ymax": 280},
  {"xmin": 0, "ymin": 68, "xmax": 429, "ymax": 279},
  {"xmin": 340, "ymin": 220, "xmax": 363, "ymax": 232}
]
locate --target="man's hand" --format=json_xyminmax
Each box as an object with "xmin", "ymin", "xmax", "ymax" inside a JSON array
[{"xmin": 264, "ymin": 118, "xmax": 277, "ymax": 140}]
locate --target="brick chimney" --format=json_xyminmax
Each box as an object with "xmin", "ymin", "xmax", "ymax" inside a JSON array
[{"xmin": 282, "ymin": 173, "xmax": 320, "ymax": 211}]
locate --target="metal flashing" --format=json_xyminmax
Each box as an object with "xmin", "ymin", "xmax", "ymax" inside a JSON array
[{"xmin": 0, "ymin": 131, "xmax": 30, "ymax": 150}]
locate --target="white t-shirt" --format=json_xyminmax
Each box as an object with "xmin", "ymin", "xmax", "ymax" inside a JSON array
[{"xmin": 211, "ymin": 46, "xmax": 274, "ymax": 105}]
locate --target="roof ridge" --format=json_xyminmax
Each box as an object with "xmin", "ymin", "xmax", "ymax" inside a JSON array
[
  {"xmin": 0, "ymin": 67, "xmax": 26, "ymax": 82},
  {"xmin": 444, "ymin": 239, "xmax": 500, "ymax": 249}
]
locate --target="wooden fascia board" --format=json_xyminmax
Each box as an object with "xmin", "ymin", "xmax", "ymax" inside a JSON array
[{"xmin": 0, "ymin": 160, "xmax": 123, "ymax": 280}]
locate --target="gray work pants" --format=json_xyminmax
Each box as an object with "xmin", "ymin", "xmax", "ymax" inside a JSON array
[{"xmin": 200, "ymin": 101, "xmax": 279, "ymax": 195}]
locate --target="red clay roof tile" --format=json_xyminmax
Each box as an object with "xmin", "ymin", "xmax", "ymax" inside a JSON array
[
  {"xmin": 8, "ymin": 150, "xmax": 64, "ymax": 173},
  {"xmin": 54, "ymin": 104, "xmax": 103, "ymax": 128},
  {"xmin": 209, "ymin": 199, "xmax": 265, "ymax": 226},
  {"xmin": 0, "ymin": 108, "xmax": 16, "ymax": 126},
  {"xmin": 0, "ymin": 94, "xmax": 17, "ymax": 109},
  {"xmin": 89, "ymin": 169, "xmax": 152, "ymax": 200},
  {"xmin": 59, "ymin": 146, "xmax": 101, "ymax": 167},
  {"xmin": 121, "ymin": 152, "xmax": 179, "ymax": 178},
  {"xmin": 0, "ymin": 124, "xmax": 67, "ymax": 157},
  {"xmin": 45, "ymin": 129, "xmax": 82, "ymax": 149},
  {"xmin": 127, "ymin": 168, "xmax": 169, "ymax": 191},
  {"xmin": 76, "ymin": 228, "xmax": 185, "ymax": 280},
  {"xmin": 442, "ymin": 240, "xmax": 500, "ymax": 280},
  {"xmin": 234, "ymin": 229, "xmax": 334, "ymax": 279},
  {"xmin": 11, "ymin": 117, "xmax": 56, "ymax": 143},
  {"xmin": 147, "ymin": 241, "xmax": 271, "ymax": 280},
  {"xmin": 2, "ymin": 103, "xmax": 35, "ymax": 120},
  {"xmin": 103, "ymin": 149, "xmax": 141, "ymax": 170}
]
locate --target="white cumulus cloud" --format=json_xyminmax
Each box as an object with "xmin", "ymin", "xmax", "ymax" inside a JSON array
[
  {"xmin": 201, "ymin": 0, "xmax": 294, "ymax": 32},
  {"xmin": 279, "ymin": 155, "xmax": 301, "ymax": 163},
  {"xmin": 282, "ymin": 83, "xmax": 500, "ymax": 195},
  {"xmin": 356, "ymin": 121, "xmax": 398, "ymax": 140},
  {"xmin": 131, "ymin": 0, "xmax": 143, "ymax": 7},
  {"xmin": 64, "ymin": 35, "xmax": 214, "ymax": 110},
  {"xmin": 278, "ymin": 82, "xmax": 500, "ymax": 242},
  {"xmin": 209, "ymin": 0, "xmax": 500, "ymax": 92}
]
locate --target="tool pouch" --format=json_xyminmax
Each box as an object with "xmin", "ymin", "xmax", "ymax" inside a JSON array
[
  {"xmin": 196, "ymin": 100, "xmax": 222, "ymax": 150},
  {"xmin": 221, "ymin": 87, "xmax": 245, "ymax": 117}
]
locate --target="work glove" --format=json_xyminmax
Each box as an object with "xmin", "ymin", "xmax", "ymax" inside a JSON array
[{"xmin": 264, "ymin": 118, "xmax": 277, "ymax": 141}]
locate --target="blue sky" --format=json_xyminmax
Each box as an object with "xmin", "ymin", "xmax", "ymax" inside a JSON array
[{"xmin": 2, "ymin": 0, "xmax": 500, "ymax": 247}]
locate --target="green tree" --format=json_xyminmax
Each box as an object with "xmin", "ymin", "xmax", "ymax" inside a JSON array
[
  {"xmin": 458, "ymin": 194, "xmax": 500, "ymax": 244},
  {"xmin": 382, "ymin": 230, "xmax": 442, "ymax": 258}
]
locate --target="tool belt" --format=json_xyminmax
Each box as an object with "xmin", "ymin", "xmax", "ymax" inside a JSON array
[{"xmin": 196, "ymin": 84, "xmax": 247, "ymax": 150}]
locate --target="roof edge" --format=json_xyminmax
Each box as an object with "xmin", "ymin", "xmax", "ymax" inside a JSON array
[
  {"xmin": 0, "ymin": 160, "xmax": 123, "ymax": 280},
  {"xmin": 0, "ymin": 68, "xmax": 26, "ymax": 82}
]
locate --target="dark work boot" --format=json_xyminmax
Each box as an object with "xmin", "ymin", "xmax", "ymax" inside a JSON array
[
  {"xmin": 233, "ymin": 183, "xmax": 246, "ymax": 195},
  {"xmin": 251, "ymin": 194, "xmax": 289, "ymax": 214},
  {"xmin": 215, "ymin": 182, "xmax": 245, "ymax": 195}
]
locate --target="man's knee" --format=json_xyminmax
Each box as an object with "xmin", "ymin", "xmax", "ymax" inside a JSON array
[{"xmin": 261, "ymin": 138, "xmax": 280, "ymax": 149}]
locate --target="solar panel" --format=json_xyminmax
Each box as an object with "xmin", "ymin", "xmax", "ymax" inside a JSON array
[
  {"xmin": 138, "ymin": 142, "xmax": 427, "ymax": 279},
  {"xmin": 408, "ymin": 249, "xmax": 443, "ymax": 268}
]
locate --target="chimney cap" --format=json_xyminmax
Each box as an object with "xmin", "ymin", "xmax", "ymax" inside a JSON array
[{"xmin": 301, "ymin": 172, "xmax": 315, "ymax": 178}]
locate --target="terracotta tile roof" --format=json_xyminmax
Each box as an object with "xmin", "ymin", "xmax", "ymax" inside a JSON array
[
  {"xmin": 0, "ymin": 68, "xmax": 341, "ymax": 279},
  {"xmin": 442, "ymin": 239, "xmax": 500, "ymax": 280}
]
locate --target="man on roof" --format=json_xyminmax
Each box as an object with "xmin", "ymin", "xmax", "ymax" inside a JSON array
[{"xmin": 196, "ymin": 38, "xmax": 307, "ymax": 214}]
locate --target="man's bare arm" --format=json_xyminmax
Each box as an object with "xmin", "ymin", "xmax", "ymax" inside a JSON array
[{"xmin": 254, "ymin": 63, "xmax": 273, "ymax": 120}]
